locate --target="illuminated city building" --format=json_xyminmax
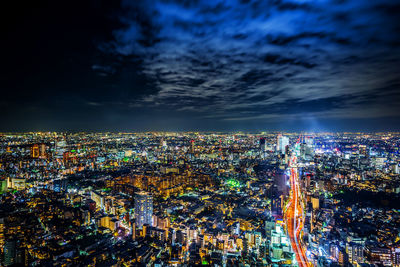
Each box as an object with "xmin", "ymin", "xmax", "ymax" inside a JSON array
[
  {"xmin": 39, "ymin": 143, "xmax": 46, "ymax": 158},
  {"xmin": 190, "ymin": 140, "xmax": 195, "ymax": 154},
  {"xmin": 9, "ymin": 178, "xmax": 26, "ymax": 190},
  {"xmin": 91, "ymin": 191, "xmax": 105, "ymax": 210},
  {"xmin": 259, "ymin": 137, "xmax": 267, "ymax": 152},
  {"xmin": 0, "ymin": 218, "xmax": 4, "ymax": 254},
  {"xmin": 4, "ymin": 239, "xmax": 16, "ymax": 266},
  {"xmin": 277, "ymin": 135, "xmax": 289, "ymax": 154},
  {"xmin": 31, "ymin": 144, "xmax": 39, "ymax": 158},
  {"xmin": 311, "ymin": 196, "xmax": 319, "ymax": 210},
  {"xmin": 365, "ymin": 246, "xmax": 392, "ymax": 266},
  {"xmin": 134, "ymin": 191, "xmax": 153, "ymax": 229},
  {"xmin": 346, "ymin": 241, "xmax": 364, "ymax": 265}
]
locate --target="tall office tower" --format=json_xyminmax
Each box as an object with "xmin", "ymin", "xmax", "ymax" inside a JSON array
[
  {"xmin": 276, "ymin": 135, "xmax": 289, "ymax": 153},
  {"xmin": 271, "ymin": 196, "xmax": 283, "ymax": 217},
  {"xmin": 274, "ymin": 171, "xmax": 288, "ymax": 196},
  {"xmin": 259, "ymin": 137, "xmax": 267, "ymax": 152},
  {"xmin": 347, "ymin": 241, "xmax": 365, "ymax": 265},
  {"xmin": 298, "ymin": 136, "xmax": 314, "ymax": 160},
  {"xmin": 300, "ymin": 142, "xmax": 307, "ymax": 159},
  {"xmin": 190, "ymin": 140, "xmax": 195, "ymax": 154},
  {"xmin": 39, "ymin": 143, "xmax": 46, "ymax": 158},
  {"xmin": 0, "ymin": 218, "xmax": 4, "ymax": 253},
  {"xmin": 134, "ymin": 192, "xmax": 153, "ymax": 228},
  {"xmin": 132, "ymin": 219, "xmax": 136, "ymax": 240},
  {"xmin": 31, "ymin": 144, "xmax": 39, "ymax": 158},
  {"xmin": 304, "ymin": 136, "xmax": 314, "ymax": 147},
  {"xmin": 160, "ymin": 138, "xmax": 167, "ymax": 148},
  {"xmin": 4, "ymin": 239, "xmax": 16, "ymax": 266}
]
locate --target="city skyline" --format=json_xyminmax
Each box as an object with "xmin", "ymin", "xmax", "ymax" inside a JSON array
[
  {"xmin": 1, "ymin": 0, "xmax": 400, "ymax": 131},
  {"xmin": 1, "ymin": 1, "xmax": 400, "ymax": 264},
  {"xmin": 1, "ymin": 132, "xmax": 399, "ymax": 265}
]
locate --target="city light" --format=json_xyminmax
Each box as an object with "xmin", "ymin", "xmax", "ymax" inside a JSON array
[{"xmin": 1, "ymin": 0, "xmax": 399, "ymax": 264}]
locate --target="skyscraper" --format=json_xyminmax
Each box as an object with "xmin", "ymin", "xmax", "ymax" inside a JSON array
[
  {"xmin": 4, "ymin": 239, "xmax": 16, "ymax": 266},
  {"xmin": 39, "ymin": 143, "xmax": 47, "ymax": 158},
  {"xmin": 31, "ymin": 144, "xmax": 39, "ymax": 158},
  {"xmin": 190, "ymin": 140, "xmax": 195, "ymax": 154},
  {"xmin": 132, "ymin": 219, "xmax": 137, "ymax": 240},
  {"xmin": 134, "ymin": 191, "xmax": 153, "ymax": 228},
  {"xmin": 304, "ymin": 136, "xmax": 314, "ymax": 147},
  {"xmin": 276, "ymin": 135, "xmax": 289, "ymax": 154},
  {"xmin": 0, "ymin": 218, "xmax": 4, "ymax": 254},
  {"xmin": 259, "ymin": 137, "xmax": 267, "ymax": 152}
]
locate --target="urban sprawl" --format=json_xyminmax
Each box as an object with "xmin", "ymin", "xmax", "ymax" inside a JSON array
[{"xmin": 1, "ymin": 132, "xmax": 400, "ymax": 266}]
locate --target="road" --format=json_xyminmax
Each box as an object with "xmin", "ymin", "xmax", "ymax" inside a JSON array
[{"xmin": 284, "ymin": 154, "xmax": 310, "ymax": 267}]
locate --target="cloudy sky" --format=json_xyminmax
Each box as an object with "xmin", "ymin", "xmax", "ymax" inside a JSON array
[{"xmin": 1, "ymin": 0, "xmax": 400, "ymax": 131}]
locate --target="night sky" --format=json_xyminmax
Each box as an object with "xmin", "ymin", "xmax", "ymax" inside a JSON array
[{"xmin": 1, "ymin": 0, "xmax": 400, "ymax": 132}]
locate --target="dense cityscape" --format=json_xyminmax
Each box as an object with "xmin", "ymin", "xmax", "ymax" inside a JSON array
[
  {"xmin": 1, "ymin": 132, "xmax": 400, "ymax": 266},
  {"xmin": 2, "ymin": 0, "xmax": 400, "ymax": 266}
]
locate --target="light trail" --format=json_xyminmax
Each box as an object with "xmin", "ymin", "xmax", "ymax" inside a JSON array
[{"xmin": 284, "ymin": 151, "xmax": 311, "ymax": 267}]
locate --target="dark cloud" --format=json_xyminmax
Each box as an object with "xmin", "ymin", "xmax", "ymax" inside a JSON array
[
  {"xmin": 1, "ymin": 0, "xmax": 400, "ymax": 131},
  {"xmin": 266, "ymin": 32, "xmax": 351, "ymax": 46},
  {"xmin": 262, "ymin": 54, "xmax": 317, "ymax": 69},
  {"xmin": 273, "ymin": 0, "xmax": 314, "ymax": 11}
]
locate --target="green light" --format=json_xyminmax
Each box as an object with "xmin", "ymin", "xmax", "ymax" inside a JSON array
[
  {"xmin": 202, "ymin": 260, "xmax": 209, "ymax": 265},
  {"xmin": 226, "ymin": 179, "xmax": 240, "ymax": 187},
  {"xmin": 71, "ymin": 149, "xmax": 76, "ymax": 152}
]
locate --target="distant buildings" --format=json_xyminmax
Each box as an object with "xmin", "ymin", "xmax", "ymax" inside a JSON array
[{"xmin": 1, "ymin": 132, "xmax": 400, "ymax": 266}]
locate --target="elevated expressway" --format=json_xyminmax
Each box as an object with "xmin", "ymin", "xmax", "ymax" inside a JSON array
[{"xmin": 284, "ymin": 152, "xmax": 311, "ymax": 267}]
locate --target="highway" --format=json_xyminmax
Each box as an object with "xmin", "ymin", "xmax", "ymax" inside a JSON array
[{"xmin": 284, "ymin": 154, "xmax": 311, "ymax": 267}]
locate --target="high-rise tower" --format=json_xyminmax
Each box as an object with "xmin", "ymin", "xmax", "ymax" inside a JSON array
[
  {"xmin": 276, "ymin": 135, "xmax": 289, "ymax": 154},
  {"xmin": 134, "ymin": 192, "xmax": 153, "ymax": 229}
]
